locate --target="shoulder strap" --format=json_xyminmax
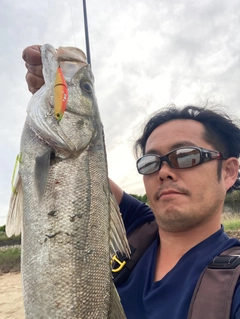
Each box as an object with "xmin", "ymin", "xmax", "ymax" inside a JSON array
[
  {"xmin": 112, "ymin": 221, "xmax": 158, "ymax": 286},
  {"xmin": 187, "ymin": 246, "xmax": 240, "ymax": 319}
]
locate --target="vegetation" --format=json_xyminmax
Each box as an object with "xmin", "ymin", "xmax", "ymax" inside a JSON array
[
  {"xmin": 0, "ymin": 228, "xmax": 21, "ymax": 274},
  {"xmin": 130, "ymin": 192, "xmax": 240, "ymax": 231},
  {"xmin": 223, "ymin": 219, "xmax": 240, "ymax": 231},
  {"xmin": 130, "ymin": 193, "xmax": 148, "ymax": 204},
  {"xmin": 221, "ymin": 212, "xmax": 240, "ymax": 231},
  {"xmin": 224, "ymin": 191, "xmax": 240, "ymax": 213},
  {"xmin": 0, "ymin": 191, "xmax": 239, "ymax": 275},
  {"xmin": 0, "ymin": 231, "xmax": 21, "ymax": 246},
  {"xmin": 130, "ymin": 191, "xmax": 240, "ymax": 212},
  {"xmin": 0, "ymin": 247, "xmax": 21, "ymax": 274}
]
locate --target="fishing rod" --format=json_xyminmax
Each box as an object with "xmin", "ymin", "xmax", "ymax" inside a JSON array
[{"xmin": 82, "ymin": 0, "xmax": 91, "ymax": 67}]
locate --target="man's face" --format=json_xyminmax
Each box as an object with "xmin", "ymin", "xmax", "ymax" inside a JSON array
[{"xmin": 143, "ymin": 119, "xmax": 227, "ymax": 232}]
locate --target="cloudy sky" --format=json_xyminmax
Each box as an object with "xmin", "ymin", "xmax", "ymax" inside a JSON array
[{"xmin": 0, "ymin": 0, "xmax": 240, "ymax": 226}]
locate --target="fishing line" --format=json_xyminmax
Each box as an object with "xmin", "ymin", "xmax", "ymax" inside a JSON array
[
  {"xmin": 41, "ymin": 0, "xmax": 78, "ymax": 46},
  {"xmin": 41, "ymin": 0, "xmax": 51, "ymax": 44},
  {"xmin": 70, "ymin": 0, "xmax": 77, "ymax": 47},
  {"xmin": 41, "ymin": 0, "xmax": 91, "ymax": 60},
  {"xmin": 12, "ymin": 0, "xmax": 89, "ymax": 192}
]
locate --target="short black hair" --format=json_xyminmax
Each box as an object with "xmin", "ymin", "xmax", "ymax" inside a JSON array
[{"xmin": 134, "ymin": 105, "xmax": 240, "ymax": 191}]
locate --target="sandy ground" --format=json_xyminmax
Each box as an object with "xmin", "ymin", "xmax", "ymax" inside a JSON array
[
  {"xmin": 0, "ymin": 230, "xmax": 239, "ymax": 319},
  {"xmin": 0, "ymin": 272, "xmax": 24, "ymax": 319}
]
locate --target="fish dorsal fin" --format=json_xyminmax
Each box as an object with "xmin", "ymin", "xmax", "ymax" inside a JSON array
[
  {"xmin": 109, "ymin": 193, "xmax": 130, "ymax": 259},
  {"xmin": 6, "ymin": 174, "xmax": 23, "ymax": 237},
  {"xmin": 35, "ymin": 150, "xmax": 52, "ymax": 202}
]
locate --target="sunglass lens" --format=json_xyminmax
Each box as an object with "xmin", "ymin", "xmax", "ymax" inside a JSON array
[
  {"xmin": 137, "ymin": 155, "xmax": 160, "ymax": 174},
  {"xmin": 169, "ymin": 148, "xmax": 201, "ymax": 168}
]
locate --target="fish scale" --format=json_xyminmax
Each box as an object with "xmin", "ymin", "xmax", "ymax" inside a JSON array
[
  {"xmin": 21, "ymin": 126, "xmax": 114, "ymax": 318},
  {"xmin": 7, "ymin": 44, "xmax": 129, "ymax": 318}
]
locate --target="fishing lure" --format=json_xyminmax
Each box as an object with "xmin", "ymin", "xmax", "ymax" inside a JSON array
[{"xmin": 54, "ymin": 66, "xmax": 68, "ymax": 121}]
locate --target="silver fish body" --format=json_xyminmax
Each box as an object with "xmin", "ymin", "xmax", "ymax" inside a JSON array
[{"xmin": 7, "ymin": 44, "xmax": 129, "ymax": 319}]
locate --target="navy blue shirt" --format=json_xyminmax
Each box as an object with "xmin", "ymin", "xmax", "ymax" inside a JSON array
[{"xmin": 118, "ymin": 192, "xmax": 240, "ymax": 319}]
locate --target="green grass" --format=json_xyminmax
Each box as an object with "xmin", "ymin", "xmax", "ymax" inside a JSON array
[
  {"xmin": 0, "ymin": 215, "xmax": 239, "ymax": 275},
  {"xmin": 0, "ymin": 247, "xmax": 21, "ymax": 274},
  {"xmin": 0, "ymin": 229, "xmax": 21, "ymax": 274},
  {"xmin": 0, "ymin": 231, "xmax": 8, "ymax": 240},
  {"xmin": 222, "ymin": 218, "xmax": 240, "ymax": 231},
  {"xmin": 222, "ymin": 212, "xmax": 240, "ymax": 231},
  {"xmin": 0, "ymin": 231, "xmax": 21, "ymax": 244}
]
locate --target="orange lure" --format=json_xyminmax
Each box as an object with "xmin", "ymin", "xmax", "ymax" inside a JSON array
[{"xmin": 54, "ymin": 66, "xmax": 68, "ymax": 120}]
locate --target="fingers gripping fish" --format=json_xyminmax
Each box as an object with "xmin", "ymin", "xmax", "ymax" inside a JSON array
[{"xmin": 6, "ymin": 44, "xmax": 130, "ymax": 319}]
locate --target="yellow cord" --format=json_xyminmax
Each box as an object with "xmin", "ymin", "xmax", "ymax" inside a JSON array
[{"xmin": 11, "ymin": 152, "xmax": 22, "ymax": 194}]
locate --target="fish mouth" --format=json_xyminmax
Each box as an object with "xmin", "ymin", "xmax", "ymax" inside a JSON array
[
  {"xmin": 50, "ymin": 103, "xmax": 90, "ymax": 120},
  {"xmin": 62, "ymin": 108, "xmax": 93, "ymax": 118}
]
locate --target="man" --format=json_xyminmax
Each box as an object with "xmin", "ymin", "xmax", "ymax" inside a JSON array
[{"xmin": 23, "ymin": 46, "xmax": 240, "ymax": 318}]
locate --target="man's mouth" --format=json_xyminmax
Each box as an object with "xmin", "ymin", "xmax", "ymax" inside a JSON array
[
  {"xmin": 154, "ymin": 186, "xmax": 190, "ymax": 201},
  {"xmin": 158, "ymin": 190, "xmax": 183, "ymax": 199}
]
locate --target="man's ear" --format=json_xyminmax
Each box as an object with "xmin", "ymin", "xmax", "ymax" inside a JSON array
[{"xmin": 222, "ymin": 158, "xmax": 239, "ymax": 191}]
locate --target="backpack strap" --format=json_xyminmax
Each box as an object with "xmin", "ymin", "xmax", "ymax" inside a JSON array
[
  {"xmin": 112, "ymin": 221, "xmax": 158, "ymax": 286},
  {"xmin": 187, "ymin": 246, "xmax": 240, "ymax": 319}
]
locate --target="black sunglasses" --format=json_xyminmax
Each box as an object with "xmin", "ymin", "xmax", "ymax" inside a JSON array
[{"xmin": 136, "ymin": 146, "xmax": 223, "ymax": 175}]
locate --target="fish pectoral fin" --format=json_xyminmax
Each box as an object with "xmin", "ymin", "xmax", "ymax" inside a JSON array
[
  {"xmin": 108, "ymin": 281, "xmax": 126, "ymax": 319},
  {"xmin": 6, "ymin": 174, "xmax": 23, "ymax": 237},
  {"xmin": 109, "ymin": 193, "xmax": 131, "ymax": 260},
  {"xmin": 35, "ymin": 150, "xmax": 52, "ymax": 201}
]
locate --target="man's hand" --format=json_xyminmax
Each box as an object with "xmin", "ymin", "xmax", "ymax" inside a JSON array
[{"xmin": 22, "ymin": 45, "xmax": 44, "ymax": 94}]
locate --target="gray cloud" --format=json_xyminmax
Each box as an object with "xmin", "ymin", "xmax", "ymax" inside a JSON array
[{"xmin": 0, "ymin": 0, "xmax": 240, "ymax": 225}]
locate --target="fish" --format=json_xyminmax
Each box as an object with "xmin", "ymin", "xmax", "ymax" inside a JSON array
[{"xmin": 6, "ymin": 44, "xmax": 130, "ymax": 319}]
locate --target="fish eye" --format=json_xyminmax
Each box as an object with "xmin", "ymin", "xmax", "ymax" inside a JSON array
[{"xmin": 80, "ymin": 81, "xmax": 92, "ymax": 94}]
